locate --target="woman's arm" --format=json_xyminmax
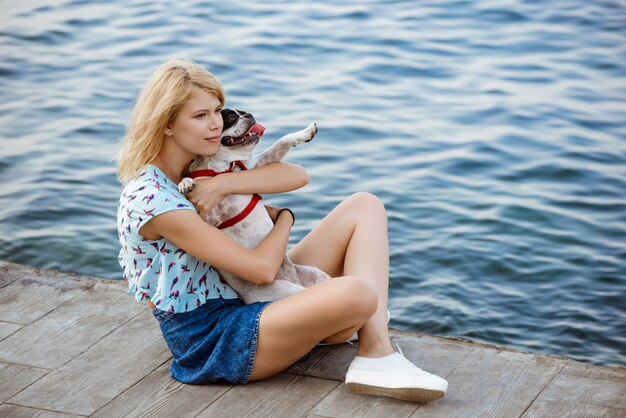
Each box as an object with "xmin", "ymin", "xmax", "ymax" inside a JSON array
[
  {"xmin": 139, "ymin": 209, "xmax": 294, "ymax": 284},
  {"xmin": 187, "ymin": 162, "xmax": 309, "ymax": 217},
  {"xmin": 219, "ymin": 162, "xmax": 309, "ymax": 195}
]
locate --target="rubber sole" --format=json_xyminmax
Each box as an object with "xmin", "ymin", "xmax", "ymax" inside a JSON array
[{"xmin": 345, "ymin": 382, "xmax": 445, "ymax": 403}]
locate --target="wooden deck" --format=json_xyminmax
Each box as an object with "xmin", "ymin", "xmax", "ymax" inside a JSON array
[{"xmin": 0, "ymin": 261, "xmax": 624, "ymax": 418}]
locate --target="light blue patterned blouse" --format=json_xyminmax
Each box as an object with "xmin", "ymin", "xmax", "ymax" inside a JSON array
[{"xmin": 117, "ymin": 165, "xmax": 238, "ymax": 312}]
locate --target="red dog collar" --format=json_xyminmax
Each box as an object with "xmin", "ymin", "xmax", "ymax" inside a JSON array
[
  {"xmin": 187, "ymin": 160, "xmax": 249, "ymax": 178},
  {"xmin": 187, "ymin": 161, "xmax": 262, "ymax": 230}
]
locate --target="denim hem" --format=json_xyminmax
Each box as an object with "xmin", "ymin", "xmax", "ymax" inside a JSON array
[{"xmin": 242, "ymin": 301, "xmax": 272, "ymax": 384}]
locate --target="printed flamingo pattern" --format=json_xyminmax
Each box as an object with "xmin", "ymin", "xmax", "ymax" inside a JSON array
[{"xmin": 117, "ymin": 165, "xmax": 238, "ymax": 313}]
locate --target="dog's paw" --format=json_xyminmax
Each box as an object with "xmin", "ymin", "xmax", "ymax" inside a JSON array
[
  {"xmin": 281, "ymin": 123, "xmax": 318, "ymax": 147},
  {"xmin": 178, "ymin": 177, "xmax": 196, "ymax": 194},
  {"xmin": 305, "ymin": 122, "xmax": 317, "ymax": 142},
  {"xmin": 293, "ymin": 122, "xmax": 317, "ymax": 144}
]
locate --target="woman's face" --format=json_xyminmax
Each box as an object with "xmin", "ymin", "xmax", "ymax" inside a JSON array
[{"xmin": 168, "ymin": 88, "xmax": 223, "ymax": 157}]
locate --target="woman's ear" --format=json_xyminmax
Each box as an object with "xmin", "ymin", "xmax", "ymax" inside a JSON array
[{"xmin": 165, "ymin": 128, "xmax": 173, "ymax": 136}]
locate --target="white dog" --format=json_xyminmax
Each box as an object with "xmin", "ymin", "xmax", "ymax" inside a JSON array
[{"xmin": 179, "ymin": 109, "xmax": 331, "ymax": 304}]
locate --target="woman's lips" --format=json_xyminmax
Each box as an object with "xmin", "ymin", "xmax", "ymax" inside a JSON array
[{"xmin": 205, "ymin": 135, "xmax": 221, "ymax": 142}]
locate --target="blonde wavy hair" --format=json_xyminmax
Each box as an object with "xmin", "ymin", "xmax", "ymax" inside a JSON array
[{"xmin": 117, "ymin": 58, "xmax": 226, "ymax": 184}]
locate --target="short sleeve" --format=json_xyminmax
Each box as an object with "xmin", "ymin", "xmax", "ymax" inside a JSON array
[{"xmin": 119, "ymin": 175, "xmax": 194, "ymax": 241}]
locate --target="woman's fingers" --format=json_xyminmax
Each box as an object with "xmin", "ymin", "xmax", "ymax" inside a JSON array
[{"xmin": 186, "ymin": 177, "xmax": 226, "ymax": 217}]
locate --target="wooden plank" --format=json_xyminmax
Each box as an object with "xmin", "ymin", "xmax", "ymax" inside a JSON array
[
  {"xmin": 92, "ymin": 363, "xmax": 232, "ymax": 418},
  {"xmin": 0, "ymin": 267, "xmax": 94, "ymax": 324},
  {"xmin": 559, "ymin": 361, "xmax": 626, "ymax": 382},
  {"xmin": 284, "ymin": 344, "xmax": 357, "ymax": 381},
  {"xmin": 0, "ymin": 281, "xmax": 145, "ymax": 368},
  {"xmin": 8, "ymin": 310, "xmax": 171, "ymax": 416},
  {"xmin": 196, "ymin": 373, "xmax": 340, "ymax": 418},
  {"xmin": 311, "ymin": 383, "xmax": 419, "ymax": 418},
  {"xmin": 527, "ymin": 402, "xmax": 622, "ymax": 418},
  {"xmin": 0, "ymin": 321, "xmax": 22, "ymax": 341},
  {"xmin": 0, "ymin": 261, "xmax": 26, "ymax": 288},
  {"xmin": 521, "ymin": 373, "xmax": 626, "ymax": 418},
  {"xmin": 412, "ymin": 348, "xmax": 561, "ymax": 417},
  {"xmin": 0, "ymin": 405, "xmax": 78, "ymax": 418},
  {"xmin": 2, "ymin": 263, "xmax": 625, "ymax": 418},
  {"xmin": 0, "ymin": 362, "xmax": 48, "ymax": 403}
]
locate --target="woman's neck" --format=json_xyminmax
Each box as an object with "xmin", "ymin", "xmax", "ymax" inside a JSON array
[{"xmin": 150, "ymin": 154, "xmax": 191, "ymax": 184}]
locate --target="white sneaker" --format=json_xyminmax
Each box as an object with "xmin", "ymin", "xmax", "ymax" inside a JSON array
[{"xmin": 345, "ymin": 346, "xmax": 448, "ymax": 402}]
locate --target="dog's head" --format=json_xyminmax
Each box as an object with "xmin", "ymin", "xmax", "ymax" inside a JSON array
[{"xmin": 215, "ymin": 108, "xmax": 266, "ymax": 162}]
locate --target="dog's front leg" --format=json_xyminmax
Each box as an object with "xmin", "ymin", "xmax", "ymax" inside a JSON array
[{"xmin": 253, "ymin": 123, "xmax": 317, "ymax": 167}]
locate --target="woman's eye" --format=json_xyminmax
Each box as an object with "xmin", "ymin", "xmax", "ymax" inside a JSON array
[{"xmin": 195, "ymin": 113, "xmax": 206, "ymax": 118}]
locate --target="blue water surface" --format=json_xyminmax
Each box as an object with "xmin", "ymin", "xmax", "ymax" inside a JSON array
[{"xmin": 1, "ymin": 0, "xmax": 625, "ymax": 367}]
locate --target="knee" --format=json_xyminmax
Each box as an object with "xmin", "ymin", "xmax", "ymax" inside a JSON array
[
  {"xmin": 338, "ymin": 276, "xmax": 378, "ymax": 320},
  {"xmin": 348, "ymin": 192, "xmax": 387, "ymax": 219}
]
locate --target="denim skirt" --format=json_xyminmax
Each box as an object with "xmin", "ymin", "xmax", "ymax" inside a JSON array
[{"xmin": 152, "ymin": 297, "xmax": 271, "ymax": 384}]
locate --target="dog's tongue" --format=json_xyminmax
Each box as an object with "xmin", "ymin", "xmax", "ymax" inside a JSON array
[{"xmin": 249, "ymin": 123, "xmax": 265, "ymax": 137}]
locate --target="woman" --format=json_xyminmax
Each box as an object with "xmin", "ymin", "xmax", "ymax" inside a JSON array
[{"xmin": 117, "ymin": 58, "xmax": 447, "ymax": 403}]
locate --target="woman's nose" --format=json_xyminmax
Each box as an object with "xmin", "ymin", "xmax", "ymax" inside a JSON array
[{"xmin": 210, "ymin": 112, "xmax": 222, "ymax": 130}]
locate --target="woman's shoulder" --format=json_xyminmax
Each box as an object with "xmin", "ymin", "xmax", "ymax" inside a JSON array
[
  {"xmin": 120, "ymin": 166, "xmax": 192, "ymax": 212},
  {"xmin": 123, "ymin": 166, "xmax": 169, "ymax": 192}
]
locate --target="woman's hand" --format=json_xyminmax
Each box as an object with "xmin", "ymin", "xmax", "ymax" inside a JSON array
[{"xmin": 185, "ymin": 176, "xmax": 227, "ymax": 218}]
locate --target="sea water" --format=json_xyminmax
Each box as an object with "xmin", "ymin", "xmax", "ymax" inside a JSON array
[{"xmin": 1, "ymin": 0, "xmax": 624, "ymax": 366}]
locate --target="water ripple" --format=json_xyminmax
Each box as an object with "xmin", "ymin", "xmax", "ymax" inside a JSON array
[{"xmin": 1, "ymin": 0, "xmax": 625, "ymax": 367}]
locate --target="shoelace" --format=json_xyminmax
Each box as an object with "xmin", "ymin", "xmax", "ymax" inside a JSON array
[
  {"xmin": 395, "ymin": 343, "xmax": 404, "ymax": 356},
  {"xmin": 395, "ymin": 343, "xmax": 433, "ymax": 376}
]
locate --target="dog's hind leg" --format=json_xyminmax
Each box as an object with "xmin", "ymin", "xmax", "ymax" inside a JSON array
[{"xmin": 275, "ymin": 256, "xmax": 300, "ymax": 284}]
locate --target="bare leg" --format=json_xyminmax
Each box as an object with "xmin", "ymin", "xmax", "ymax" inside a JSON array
[
  {"xmin": 249, "ymin": 193, "xmax": 449, "ymax": 401},
  {"xmin": 288, "ymin": 192, "xmax": 394, "ymax": 357},
  {"xmin": 250, "ymin": 275, "xmax": 377, "ymax": 380},
  {"xmin": 250, "ymin": 192, "xmax": 394, "ymax": 382}
]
